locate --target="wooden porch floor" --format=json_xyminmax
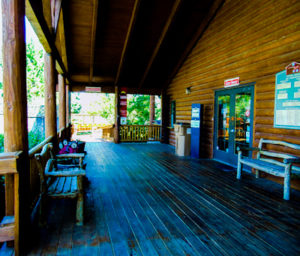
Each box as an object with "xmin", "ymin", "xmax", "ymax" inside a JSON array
[{"xmin": 28, "ymin": 142, "xmax": 300, "ymax": 256}]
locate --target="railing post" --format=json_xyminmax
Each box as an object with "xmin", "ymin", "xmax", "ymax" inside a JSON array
[
  {"xmin": 2, "ymin": 0, "xmax": 30, "ymax": 253},
  {"xmin": 59, "ymin": 74, "xmax": 66, "ymax": 130},
  {"xmin": 114, "ymin": 86, "xmax": 120, "ymax": 143}
]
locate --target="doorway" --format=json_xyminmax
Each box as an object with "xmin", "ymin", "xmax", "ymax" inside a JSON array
[{"xmin": 213, "ymin": 84, "xmax": 254, "ymax": 167}]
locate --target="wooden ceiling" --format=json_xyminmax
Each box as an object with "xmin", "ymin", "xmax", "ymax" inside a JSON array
[{"xmin": 27, "ymin": 0, "xmax": 224, "ymax": 92}]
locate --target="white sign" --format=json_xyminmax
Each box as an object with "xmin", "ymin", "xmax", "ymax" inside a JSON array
[
  {"xmin": 192, "ymin": 108, "xmax": 200, "ymax": 118},
  {"xmin": 191, "ymin": 120, "xmax": 200, "ymax": 128}
]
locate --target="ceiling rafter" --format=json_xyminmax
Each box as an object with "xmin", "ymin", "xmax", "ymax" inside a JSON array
[
  {"xmin": 57, "ymin": 8, "xmax": 68, "ymax": 73},
  {"xmin": 138, "ymin": 0, "xmax": 182, "ymax": 89},
  {"xmin": 115, "ymin": 0, "xmax": 141, "ymax": 86},
  {"xmin": 163, "ymin": 0, "xmax": 225, "ymax": 89},
  {"xmin": 53, "ymin": 0, "xmax": 63, "ymax": 33},
  {"xmin": 89, "ymin": 0, "xmax": 99, "ymax": 84}
]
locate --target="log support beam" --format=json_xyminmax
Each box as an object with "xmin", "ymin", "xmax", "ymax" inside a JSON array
[
  {"xmin": 66, "ymin": 84, "xmax": 70, "ymax": 126},
  {"xmin": 149, "ymin": 95, "xmax": 155, "ymax": 125},
  {"xmin": 59, "ymin": 74, "xmax": 66, "ymax": 129},
  {"xmin": 114, "ymin": 86, "xmax": 120, "ymax": 144},
  {"xmin": 2, "ymin": 0, "xmax": 30, "ymax": 254},
  {"xmin": 44, "ymin": 53, "xmax": 57, "ymax": 138}
]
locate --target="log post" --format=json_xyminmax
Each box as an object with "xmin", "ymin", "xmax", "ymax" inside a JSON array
[
  {"xmin": 160, "ymin": 92, "xmax": 169, "ymax": 144},
  {"xmin": 114, "ymin": 86, "xmax": 120, "ymax": 143},
  {"xmin": 149, "ymin": 95, "xmax": 155, "ymax": 125},
  {"xmin": 66, "ymin": 84, "xmax": 71, "ymax": 139},
  {"xmin": 66, "ymin": 84, "xmax": 70, "ymax": 126},
  {"xmin": 44, "ymin": 53, "xmax": 57, "ymax": 138},
  {"xmin": 58, "ymin": 74, "xmax": 66, "ymax": 130},
  {"xmin": 2, "ymin": 0, "xmax": 30, "ymax": 253}
]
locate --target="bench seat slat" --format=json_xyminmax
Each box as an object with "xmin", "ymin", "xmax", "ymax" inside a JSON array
[
  {"xmin": 48, "ymin": 177, "xmax": 60, "ymax": 193},
  {"xmin": 240, "ymin": 158, "xmax": 286, "ymax": 177},
  {"xmin": 48, "ymin": 176, "xmax": 78, "ymax": 197},
  {"xmin": 63, "ymin": 176, "xmax": 72, "ymax": 193},
  {"xmin": 55, "ymin": 177, "xmax": 66, "ymax": 194}
]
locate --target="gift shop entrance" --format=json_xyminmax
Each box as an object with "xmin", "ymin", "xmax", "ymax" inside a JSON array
[{"xmin": 213, "ymin": 84, "xmax": 254, "ymax": 167}]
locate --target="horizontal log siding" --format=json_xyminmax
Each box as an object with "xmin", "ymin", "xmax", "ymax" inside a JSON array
[{"xmin": 167, "ymin": 0, "xmax": 300, "ymax": 160}]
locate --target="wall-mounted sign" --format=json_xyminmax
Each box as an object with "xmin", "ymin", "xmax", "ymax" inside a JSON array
[
  {"xmin": 224, "ymin": 77, "xmax": 239, "ymax": 88},
  {"xmin": 120, "ymin": 87, "xmax": 127, "ymax": 125},
  {"xmin": 85, "ymin": 86, "xmax": 101, "ymax": 92},
  {"xmin": 120, "ymin": 117, "xmax": 127, "ymax": 125},
  {"xmin": 274, "ymin": 70, "xmax": 300, "ymax": 129},
  {"xmin": 192, "ymin": 107, "xmax": 200, "ymax": 118}
]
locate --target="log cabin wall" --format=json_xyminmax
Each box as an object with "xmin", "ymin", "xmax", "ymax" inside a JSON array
[{"xmin": 167, "ymin": 0, "xmax": 300, "ymax": 187}]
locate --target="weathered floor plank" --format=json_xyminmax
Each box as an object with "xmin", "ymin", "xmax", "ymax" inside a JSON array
[{"xmin": 27, "ymin": 142, "xmax": 300, "ymax": 255}]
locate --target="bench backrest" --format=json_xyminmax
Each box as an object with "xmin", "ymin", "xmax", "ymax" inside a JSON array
[
  {"xmin": 257, "ymin": 139, "xmax": 300, "ymax": 173},
  {"xmin": 34, "ymin": 143, "xmax": 55, "ymax": 180}
]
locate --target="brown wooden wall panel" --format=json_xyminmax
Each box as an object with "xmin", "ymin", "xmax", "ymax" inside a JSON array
[
  {"xmin": 169, "ymin": 129, "xmax": 175, "ymax": 147},
  {"xmin": 167, "ymin": 0, "xmax": 300, "ymax": 161}
]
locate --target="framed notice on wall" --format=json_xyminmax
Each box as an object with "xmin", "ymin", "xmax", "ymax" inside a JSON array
[{"xmin": 274, "ymin": 70, "xmax": 300, "ymax": 129}]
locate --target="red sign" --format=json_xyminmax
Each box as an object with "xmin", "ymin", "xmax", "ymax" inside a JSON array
[
  {"xmin": 224, "ymin": 77, "xmax": 240, "ymax": 88},
  {"xmin": 85, "ymin": 86, "xmax": 101, "ymax": 92},
  {"xmin": 120, "ymin": 87, "xmax": 127, "ymax": 118},
  {"xmin": 245, "ymin": 110, "xmax": 250, "ymax": 117},
  {"xmin": 286, "ymin": 62, "xmax": 300, "ymax": 75}
]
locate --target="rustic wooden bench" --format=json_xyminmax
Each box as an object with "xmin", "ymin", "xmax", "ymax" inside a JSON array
[
  {"xmin": 35, "ymin": 143, "xmax": 86, "ymax": 226},
  {"xmin": 237, "ymin": 139, "xmax": 300, "ymax": 200}
]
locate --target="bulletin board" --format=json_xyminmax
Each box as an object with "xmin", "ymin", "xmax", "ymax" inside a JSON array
[{"xmin": 274, "ymin": 70, "xmax": 300, "ymax": 129}]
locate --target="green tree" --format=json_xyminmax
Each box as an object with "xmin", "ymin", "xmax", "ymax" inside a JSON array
[
  {"xmin": 26, "ymin": 39, "xmax": 45, "ymax": 102},
  {"xmin": 86, "ymin": 93, "xmax": 115, "ymax": 123},
  {"xmin": 127, "ymin": 94, "xmax": 150, "ymax": 125},
  {"xmin": 71, "ymin": 94, "xmax": 82, "ymax": 114}
]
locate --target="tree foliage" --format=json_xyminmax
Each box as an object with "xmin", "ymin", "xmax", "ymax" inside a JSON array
[
  {"xmin": 26, "ymin": 39, "xmax": 45, "ymax": 102},
  {"xmin": 86, "ymin": 93, "xmax": 115, "ymax": 123},
  {"xmin": 127, "ymin": 95, "xmax": 150, "ymax": 125},
  {"xmin": 71, "ymin": 94, "xmax": 82, "ymax": 114}
]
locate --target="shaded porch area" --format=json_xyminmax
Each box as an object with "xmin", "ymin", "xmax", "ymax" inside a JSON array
[{"xmin": 28, "ymin": 143, "xmax": 300, "ymax": 255}]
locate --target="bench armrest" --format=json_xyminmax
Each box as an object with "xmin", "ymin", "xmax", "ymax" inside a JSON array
[
  {"xmin": 283, "ymin": 157, "xmax": 300, "ymax": 164},
  {"xmin": 45, "ymin": 159, "xmax": 85, "ymax": 177},
  {"xmin": 237, "ymin": 147, "xmax": 260, "ymax": 152},
  {"xmin": 56, "ymin": 153, "xmax": 85, "ymax": 159},
  {"xmin": 45, "ymin": 169, "xmax": 86, "ymax": 177}
]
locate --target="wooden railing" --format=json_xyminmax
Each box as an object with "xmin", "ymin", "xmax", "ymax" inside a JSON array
[
  {"xmin": 0, "ymin": 151, "xmax": 22, "ymax": 256},
  {"xmin": 120, "ymin": 125, "xmax": 161, "ymax": 142}
]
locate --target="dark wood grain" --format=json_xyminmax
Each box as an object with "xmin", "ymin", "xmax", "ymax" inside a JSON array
[{"xmin": 27, "ymin": 142, "xmax": 300, "ymax": 255}]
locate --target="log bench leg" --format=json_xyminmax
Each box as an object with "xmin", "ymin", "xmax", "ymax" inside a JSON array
[
  {"xmin": 237, "ymin": 151, "xmax": 242, "ymax": 179},
  {"xmin": 283, "ymin": 165, "xmax": 291, "ymax": 200},
  {"xmin": 255, "ymin": 170, "xmax": 260, "ymax": 178},
  {"xmin": 39, "ymin": 193, "xmax": 47, "ymax": 227},
  {"xmin": 76, "ymin": 177, "xmax": 84, "ymax": 225}
]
